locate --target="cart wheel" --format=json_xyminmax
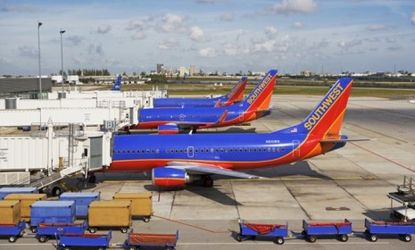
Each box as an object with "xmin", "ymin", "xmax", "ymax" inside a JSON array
[
  {"xmin": 8, "ymin": 236, "xmax": 17, "ymax": 243},
  {"xmin": 31, "ymin": 227, "xmax": 37, "ymax": 233},
  {"xmin": 275, "ymin": 237, "xmax": 284, "ymax": 245},
  {"xmin": 121, "ymin": 227, "xmax": 129, "ymax": 233},
  {"xmin": 88, "ymin": 227, "xmax": 97, "ymax": 233},
  {"xmin": 339, "ymin": 234, "xmax": 348, "ymax": 242},
  {"xmin": 235, "ymin": 234, "xmax": 242, "ymax": 242},
  {"xmin": 128, "ymin": 247, "xmax": 136, "ymax": 250},
  {"xmin": 63, "ymin": 247, "xmax": 70, "ymax": 250},
  {"xmin": 308, "ymin": 235, "xmax": 317, "ymax": 243},
  {"xmin": 143, "ymin": 217, "xmax": 150, "ymax": 223},
  {"xmin": 38, "ymin": 235, "xmax": 48, "ymax": 243},
  {"xmin": 369, "ymin": 234, "xmax": 378, "ymax": 242},
  {"xmin": 402, "ymin": 234, "xmax": 412, "ymax": 242}
]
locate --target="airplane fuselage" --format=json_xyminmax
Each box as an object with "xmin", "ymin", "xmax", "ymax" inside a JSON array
[
  {"xmin": 153, "ymin": 96, "xmax": 227, "ymax": 108},
  {"xmin": 136, "ymin": 102, "xmax": 268, "ymax": 129},
  {"xmin": 110, "ymin": 131, "xmax": 344, "ymax": 171}
]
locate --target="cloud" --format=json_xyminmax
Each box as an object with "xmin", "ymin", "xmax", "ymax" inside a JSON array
[
  {"xmin": 194, "ymin": 0, "xmax": 216, "ymax": 4},
  {"xmin": 265, "ymin": 26, "xmax": 278, "ymax": 37},
  {"xmin": 220, "ymin": 12, "xmax": 234, "ymax": 22},
  {"xmin": 199, "ymin": 47, "xmax": 217, "ymax": 57},
  {"xmin": 366, "ymin": 24, "xmax": 385, "ymax": 31},
  {"xmin": 160, "ymin": 14, "xmax": 185, "ymax": 32},
  {"xmin": 411, "ymin": 12, "xmax": 415, "ymax": 25},
  {"xmin": 293, "ymin": 21, "xmax": 304, "ymax": 28},
  {"xmin": 158, "ymin": 39, "xmax": 179, "ymax": 49},
  {"xmin": 96, "ymin": 24, "xmax": 111, "ymax": 34},
  {"xmin": 337, "ymin": 39, "xmax": 362, "ymax": 50},
  {"xmin": 0, "ymin": 4, "xmax": 35, "ymax": 13},
  {"xmin": 66, "ymin": 35, "xmax": 84, "ymax": 46},
  {"xmin": 223, "ymin": 43, "xmax": 250, "ymax": 56},
  {"xmin": 190, "ymin": 26, "xmax": 205, "ymax": 42},
  {"xmin": 88, "ymin": 44, "xmax": 104, "ymax": 56},
  {"xmin": 271, "ymin": 0, "xmax": 317, "ymax": 14},
  {"xmin": 131, "ymin": 32, "xmax": 146, "ymax": 40},
  {"xmin": 18, "ymin": 46, "xmax": 37, "ymax": 58},
  {"xmin": 252, "ymin": 40, "xmax": 277, "ymax": 53}
]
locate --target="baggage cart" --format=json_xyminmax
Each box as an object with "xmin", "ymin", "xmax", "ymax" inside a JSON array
[
  {"xmin": 302, "ymin": 219, "xmax": 352, "ymax": 243},
  {"xmin": 30, "ymin": 201, "xmax": 76, "ymax": 232},
  {"xmin": 4, "ymin": 193, "xmax": 47, "ymax": 221},
  {"xmin": 364, "ymin": 218, "xmax": 415, "ymax": 242},
  {"xmin": 113, "ymin": 192, "xmax": 153, "ymax": 222},
  {"xmin": 60, "ymin": 192, "xmax": 100, "ymax": 218},
  {"xmin": 0, "ymin": 187, "xmax": 38, "ymax": 199},
  {"xmin": 0, "ymin": 200, "xmax": 21, "ymax": 225},
  {"xmin": 88, "ymin": 200, "xmax": 131, "ymax": 233},
  {"xmin": 124, "ymin": 230, "xmax": 179, "ymax": 250},
  {"xmin": 236, "ymin": 220, "xmax": 288, "ymax": 245},
  {"xmin": 36, "ymin": 221, "xmax": 87, "ymax": 243},
  {"xmin": 0, "ymin": 221, "xmax": 26, "ymax": 243},
  {"xmin": 56, "ymin": 231, "xmax": 112, "ymax": 250}
]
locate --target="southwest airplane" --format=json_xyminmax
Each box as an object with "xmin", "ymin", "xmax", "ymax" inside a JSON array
[
  {"xmin": 111, "ymin": 77, "xmax": 354, "ymax": 188},
  {"xmin": 130, "ymin": 69, "xmax": 278, "ymax": 133},
  {"xmin": 153, "ymin": 76, "xmax": 247, "ymax": 108}
]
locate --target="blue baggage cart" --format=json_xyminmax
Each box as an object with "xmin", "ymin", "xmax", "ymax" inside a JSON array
[
  {"xmin": 236, "ymin": 220, "xmax": 288, "ymax": 245},
  {"xmin": 365, "ymin": 218, "xmax": 415, "ymax": 242},
  {"xmin": 0, "ymin": 221, "xmax": 26, "ymax": 243},
  {"xmin": 302, "ymin": 219, "xmax": 352, "ymax": 242},
  {"xmin": 56, "ymin": 231, "xmax": 112, "ymax": 250},
  {"xmin": 0, "ymin": 187, "xmax": 38, "ymax": 199},
  {"xmin": 36, "ymin": 221, "xmax": 87, "ymax": 243},
  {"xmin": 59, "ymin": 192, "xmax": 100, "ymax": 218},
  {"xmin": 124, "ymin": 230, "xmax": 179, "ymax": 250},
  {"xmin": 30, "ymin": 201, "xmax": 76, "ymax": 232}
]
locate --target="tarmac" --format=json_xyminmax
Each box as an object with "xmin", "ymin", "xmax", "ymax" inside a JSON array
[{"xmin": 1, "ymin": 95, "xmax": 415, "ymax": 249}]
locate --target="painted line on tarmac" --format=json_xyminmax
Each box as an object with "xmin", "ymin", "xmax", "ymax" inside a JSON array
[
  {"xmin": 152, "ymin": 214, "xmax": 229, "ymax": 233},
  {"xmin": 350, "ymin": 142, "xmax": 415, "ymax": 173}
]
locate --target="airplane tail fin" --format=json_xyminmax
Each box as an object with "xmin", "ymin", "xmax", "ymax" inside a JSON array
[
  {"xmin": 243, "ymin": 69, "xmax": 278, "ymax": 112},
  {"xmin": 277, "ymin": 77, "xmax": 353, "ymax": 140},
  {"xmin": 225, "ymin": 77, "xmax": 248, "ymax": 104},
  {"xmin": 111, "ymin": 75, "xmax": 122, "ymax": 91}
]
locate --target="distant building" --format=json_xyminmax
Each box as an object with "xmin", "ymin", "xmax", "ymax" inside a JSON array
[
  {"xmin": 301, "ymin": 70, "xmax": 314, "ymax": 77},
  {"xmin": 0, "ymin": 77, "xmax": 52, "ymax": 97},
  {"xmin": 156, "ymin": 64, "xmax": 164, "ymax": 74},
  {"xmin": 178, "ymin": 66, "xmax": 189, "ymax": 77},
  {"xmin": 189, "ymin": 65, "xmax": 197, "ymax": 76}
]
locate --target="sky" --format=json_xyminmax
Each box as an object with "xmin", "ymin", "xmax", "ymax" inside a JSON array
[{"xmin": 0, "ymin": 0, "xmax": 414, "ymax": 75}]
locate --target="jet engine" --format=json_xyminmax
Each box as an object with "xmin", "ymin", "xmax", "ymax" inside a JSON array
[{"xmin": 152, "ymin": 167, "xmax": 189, "ymax": 188}]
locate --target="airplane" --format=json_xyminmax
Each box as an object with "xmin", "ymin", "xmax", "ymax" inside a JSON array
[
  {"xmin": 111, "ymin": 75, "xmax": 122, "ymax": 91},
  {"xmin": 110, "ymin": 77, "xmax": 355, "ymax": 188},
  {"xmin": 129, "ymin": 69, "xmax": 278, "ymax": 133},
  {"xmin": 153, "ymin": 76, "xmax": 248, "ymax": 108}
]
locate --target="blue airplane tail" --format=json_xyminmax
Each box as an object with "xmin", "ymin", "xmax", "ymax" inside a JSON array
[
  {"xmin": 111, "ymin": 75, "xmax": 122, "ymax": 91},
  {"xmin": 276, "ymin": 77, "xmax": 353, "ymax": 139}
]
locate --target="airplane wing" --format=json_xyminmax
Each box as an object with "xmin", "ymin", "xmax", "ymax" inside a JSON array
[{"xmin": 167, "ymin": 161, "xmax": 264, "ymax": 179}]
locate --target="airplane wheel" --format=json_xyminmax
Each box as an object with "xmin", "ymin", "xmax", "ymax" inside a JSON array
[{"xmin": 202, "ymin": 176, "xmax": 213, "ymax": 187}]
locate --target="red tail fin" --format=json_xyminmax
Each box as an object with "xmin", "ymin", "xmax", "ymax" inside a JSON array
[
  {"xmin": 226, "ymin": 77, "xmax": 247, "ymax": 104},
  {"xmin": 244, "ymin": 70, "xmax": 278, "ymax": 112}
]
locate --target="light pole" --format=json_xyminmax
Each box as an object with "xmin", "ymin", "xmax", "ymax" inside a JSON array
[
  {"xmin": 60, "ymin": 29, "xmax": 66, "ymax": 95},
  {"xmin": 37, "ymin": 21, "xmax": 42, "ymax": 98}
]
